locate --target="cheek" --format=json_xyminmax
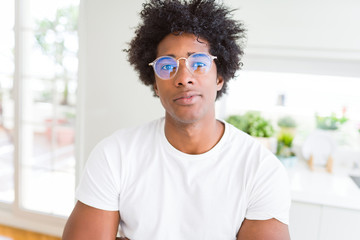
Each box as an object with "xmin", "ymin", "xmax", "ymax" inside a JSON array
[
  {"xmin": 204, "ymin": 82, "xmax": 220, "ymax": 101},
  {"xmin": 154, "ymin": 82, "xmax": 170, "ymax": 103}
]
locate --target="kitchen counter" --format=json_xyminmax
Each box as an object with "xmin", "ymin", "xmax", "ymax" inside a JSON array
[{"xmin": 287, "ymin": 160, "xmax": 360, "ymax": 210}]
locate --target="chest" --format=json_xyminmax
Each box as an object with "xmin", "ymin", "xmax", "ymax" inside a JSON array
[{"xmin": 118, "ymin": 150, "xmax": 249, "ymax": 239}]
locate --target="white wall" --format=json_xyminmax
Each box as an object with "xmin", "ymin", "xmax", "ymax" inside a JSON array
[
  {"xmin": 78, "ymin": 0, "xmax": 360, "ymax": 168},
  {"xmin": 233, "ymin": 0, "xmax": 360, "ymax": 76},
  {"xmin": 77, "ymin": 0, "xmax": 164, "ymax": 167},
  {"xmin": 235, "ymin": 0, "xmax": 360, "ymax": 50}
]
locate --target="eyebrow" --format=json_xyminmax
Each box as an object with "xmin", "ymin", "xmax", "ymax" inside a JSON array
[
  {"xmin": 162, "ymin": 52, "xmax": 196, "ymax": 58},
  {"xmin": 164, "ymin": 54, "xmax": 176, "ymax": 58}
]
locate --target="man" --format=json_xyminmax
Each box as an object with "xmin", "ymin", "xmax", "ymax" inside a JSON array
[{"xmin": 62, "ymin": 0, "xmax": 291, "ymax": 239}]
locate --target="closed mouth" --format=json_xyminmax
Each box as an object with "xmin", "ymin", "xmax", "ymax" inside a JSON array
[{"xmin": 173, "ymin": 92, "xmax": 201, "ymax": 102}]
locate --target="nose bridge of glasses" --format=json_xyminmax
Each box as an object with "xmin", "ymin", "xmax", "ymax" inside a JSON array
[
  {"xmin": 176, "ymin": 57, "xmax": 188, "ymax": 65},
  {"xmin": 176, "ymin": 57, "xmax": 192, "ymax": 73}
]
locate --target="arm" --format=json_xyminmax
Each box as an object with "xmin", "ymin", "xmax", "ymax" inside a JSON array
[
  {"xmin": 237, "ymin": 218, "xmax": 290, "ymax": 240},
  {"xmin": 62, "ymin": 201, "xmax": 120, "ymax": 240}
]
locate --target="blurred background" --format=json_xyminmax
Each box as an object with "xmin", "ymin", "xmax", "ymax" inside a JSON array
[{"xmin": 0, "ymin": 0, "xmax": 359, "ymax": 239}]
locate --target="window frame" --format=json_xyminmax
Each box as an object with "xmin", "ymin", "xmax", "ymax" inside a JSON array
[{"xmin": 0, "ymin": 0, "xmax": 81, "ymax": 236}]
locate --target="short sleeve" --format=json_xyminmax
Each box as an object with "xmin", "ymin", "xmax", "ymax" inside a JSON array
[
  {"xmin": 245, "ymin": 154, "xmax": 291, "ymax": 225},
  {"xmin": 76, "ymin": 138, "xmax": 121, "ymax": 211}
]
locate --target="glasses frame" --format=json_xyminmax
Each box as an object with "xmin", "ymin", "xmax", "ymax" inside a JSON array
[{"xmin": 148, "ymin": 52, "xmax": 217, "ymax": 80}]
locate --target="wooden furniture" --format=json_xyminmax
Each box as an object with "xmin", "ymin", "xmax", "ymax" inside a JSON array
[
  {"xmin": 302, "ymin": 130, "xmax": 336, "ymax": 173},
  {"xmin": 0, "ymin": 224, "xmax": 60, "ymax": 240},
  {"xmin": 308, "ymin": 154, "xmax": 334, "ymax": 173}
]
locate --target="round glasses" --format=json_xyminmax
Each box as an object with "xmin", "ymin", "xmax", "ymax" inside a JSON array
[{"xmin": 148, "ymin": 52, "xmax": 217, "ymax": 80}]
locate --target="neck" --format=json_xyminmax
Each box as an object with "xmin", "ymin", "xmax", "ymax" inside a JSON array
[{"xmin": 164, "ymin": 114, "xmax": 224, "ymax": 154}]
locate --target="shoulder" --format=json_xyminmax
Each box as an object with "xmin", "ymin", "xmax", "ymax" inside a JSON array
[
  {"xmin": 222, "ymin": 120, "xmax": 287, "ymax": 185},
  {"xmin": 96, "ymin": 118, "xmax": 163, "ymax": 151},
  {"xmin": 86, "ymin": 118, "xmax": 163, "ymax": 170},
  {"xmin": 223, "ymin": 120, "xmax": 261, "ymax": 150},
  {"xmin": 223, "ymin": 120, "xmax": 275, "ymax": 164}
]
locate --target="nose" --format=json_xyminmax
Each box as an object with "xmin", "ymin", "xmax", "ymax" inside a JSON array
[{"xmin": 174, "ymin": 59, "xmax": 194, "ymax": 87}]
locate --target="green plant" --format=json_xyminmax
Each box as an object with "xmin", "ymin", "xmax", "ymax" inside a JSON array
[
  {"xmin": 226, "ymin": 111, "xmax": 274, "ymax": 137},
  {"xmin": 276, "ymin": 132, "xmax": 295, "ymax": 157},
  {"xmin": 316, "ymin": 113, "xmax": 348, "ymax": 130},
  {"xmin": 277, "ymin": 116, "xmax": 297, "ymax": 128}
]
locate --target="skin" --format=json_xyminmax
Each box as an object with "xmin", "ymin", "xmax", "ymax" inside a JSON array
[
  {"xmin": 153, "ymin": 33, "xmax": 224, "ymax": 154},
  {"xmin": 62, "ymin": 33, "xmax": 290, "ymax": 240},
  {"xmin": 62, "ymin": 201, "xmax": 120, "ymax": 240},
  {"xmin": 237, "ymin": 218, "xmax": 290, "ymax": 240}
]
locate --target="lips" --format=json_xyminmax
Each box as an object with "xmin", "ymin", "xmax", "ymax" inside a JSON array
[{"xmin": 173, "ymin": 91, "xmax": 201, "ymax": 105}]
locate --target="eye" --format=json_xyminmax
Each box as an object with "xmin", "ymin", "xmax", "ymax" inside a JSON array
[
  {"xmin": 161, "ymin": 65, "xmax": 175, "ymax": 71},
  {"xmin": 192, "ymin": 62, "xmax": 206, "ymax": 68}
]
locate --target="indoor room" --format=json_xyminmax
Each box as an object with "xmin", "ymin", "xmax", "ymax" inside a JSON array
[{"xmin": 0, "ymin": 0, "xmax": 359, "ymax": 239}]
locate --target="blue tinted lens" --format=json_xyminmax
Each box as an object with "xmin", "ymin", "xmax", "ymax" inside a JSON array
[
  {"xmin": 188, "ymin": 53, "xmax": 212, "ymax": 74},
  {"xmin": 154, "ymin": 56, "xmax": 177, "ymax": 79}
]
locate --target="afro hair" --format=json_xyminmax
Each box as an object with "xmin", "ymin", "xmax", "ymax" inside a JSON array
[{"xmin": 126, "ymin": 0, "xmax": 246, "ymax": 99}]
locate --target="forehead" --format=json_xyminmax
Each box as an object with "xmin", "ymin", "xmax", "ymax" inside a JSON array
[{"xmin": 156, "ymin": 33, "xmax": 210, "ymax": 57}]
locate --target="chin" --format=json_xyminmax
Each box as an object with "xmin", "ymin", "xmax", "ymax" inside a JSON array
[{"xmin": 169, "ymin": 111, "xmax": 209, "ymax": 125}]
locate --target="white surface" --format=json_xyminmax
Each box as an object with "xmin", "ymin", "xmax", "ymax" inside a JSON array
[
  {"xmin": 288, "ymin": 160, "xmax": 360, "ymax": 210},
  {"xmin": 290, "ymin": 202, "xmax": 360, "ymax": 240},
  {"xmin": 319, "ymin": 206, "xmax": 360, "ymax": 240},
  {"xmin": 78, "ymin": 0, "xmax": 164, "ymax": 165},
  {"xmin": 233, "ymin": 0, "xmax": 360, "ymax": 77},
  {"xmin": 289, "ymin": 202, "xmax": 322, "ymax": 240},
  {"xmin": 0, "ymin": 237, "xmax": 11, "ymax": 240}
]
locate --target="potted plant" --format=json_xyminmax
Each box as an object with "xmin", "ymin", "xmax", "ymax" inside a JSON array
[
  {"xmin": 302, "ymin": 112, "xmax": 347, "ymax": 172},
  {"xmin": 226, "ymin": 111, "xmax": 276, "ymax": 152},
  {"xmin": 277, "ymin": 115, "xmax": 297, "ymax": 134},
  {"xmin": 316, "ymin": 113, "xmax": 347, "ymax": 130},
  {"xmin": 314, "ymin": 112, "xmax": 348, "ymax": 150},
  {"xmin": 276, "ymin": 132, "xmax": 297, "ymax": 167},
  {"xmin": 276, "ymin": 116, "xmax": 297, "ymax": 167}
]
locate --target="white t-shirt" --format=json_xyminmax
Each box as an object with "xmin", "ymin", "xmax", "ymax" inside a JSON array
[{"xmin": 76, "ymin": 118, "xmax": 291, "ymax": 240}]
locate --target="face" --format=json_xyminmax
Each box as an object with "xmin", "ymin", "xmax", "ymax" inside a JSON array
[{"xmin": 153, "ymin": 33, "xmax": 224, "ymax": 125}]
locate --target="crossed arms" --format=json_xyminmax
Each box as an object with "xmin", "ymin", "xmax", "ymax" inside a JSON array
[{"xmin": 62, "ymin": 201, "xmax": 290, "ymax": 240}]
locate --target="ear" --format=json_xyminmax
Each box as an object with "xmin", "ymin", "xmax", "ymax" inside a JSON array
[
  {"xmin": 153, "ymin": 82, "xmax": 159, "ymax": 96},
  {"xmin": 216, "ymin": 76, "xmax": 224, "ymax": 91}
]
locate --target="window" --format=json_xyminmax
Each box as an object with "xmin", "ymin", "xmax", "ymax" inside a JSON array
[
  {"xmin": 220, "ymin": 71, "xmax": 360, "ymax": 152},
  {"xmin": 0, "ymin": 1, "xmax": 15, "ymax": 204},
  {"xmin": 0, "ymin": 0, "xmax": 79, "ymax": 229}
]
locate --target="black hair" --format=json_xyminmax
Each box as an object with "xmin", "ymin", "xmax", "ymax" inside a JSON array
[{"xmin": 126, "ymin": 0, "xmax": 246, "ymax": 99}]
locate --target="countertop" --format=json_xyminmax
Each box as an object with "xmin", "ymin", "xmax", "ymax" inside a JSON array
[{"xmin": 287, "ymin": 160, "xmax": 360, "ymax": 210}]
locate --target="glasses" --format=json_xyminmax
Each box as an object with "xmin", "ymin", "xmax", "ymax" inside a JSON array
[{"xmin": 148, "ymin": 52, "xmax": 217, "ymax": 80}]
